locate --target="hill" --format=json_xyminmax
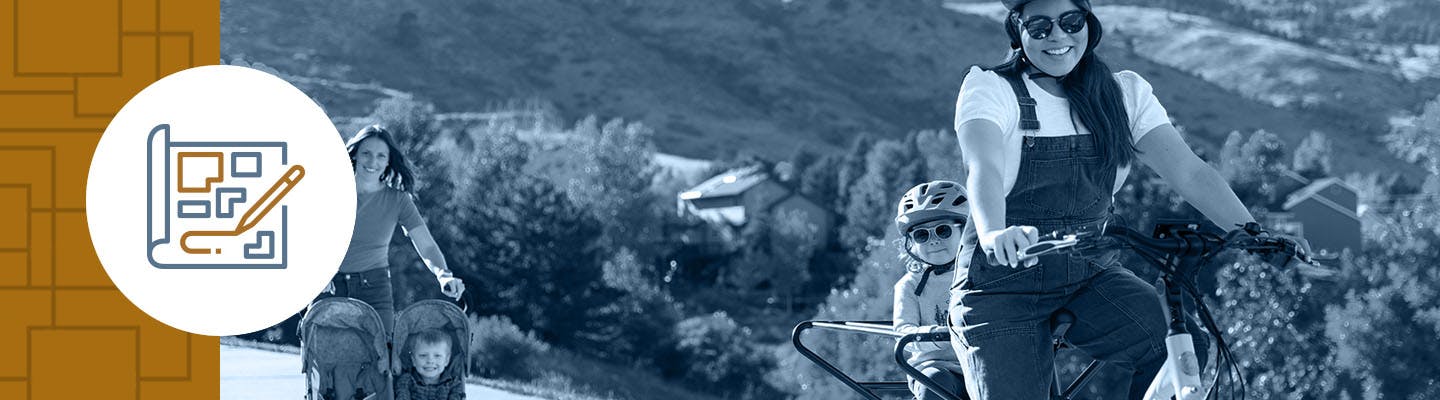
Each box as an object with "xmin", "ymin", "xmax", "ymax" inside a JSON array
[
  {"xmin": 1102, "ymin": 0, "xmax": 1440, "ymax": 81},
  {"xmin": 221, "ymin": 0, "xmax": 1428, "ymax": 176}
]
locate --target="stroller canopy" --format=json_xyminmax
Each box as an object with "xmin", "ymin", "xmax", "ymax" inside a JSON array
[
  {"xmin": 300, "ymin": 297, "xmax": 390, "ymax": 375},
  {"xmin": 392, "ymin": 299, "xmax": 472, "ymax": 380}
]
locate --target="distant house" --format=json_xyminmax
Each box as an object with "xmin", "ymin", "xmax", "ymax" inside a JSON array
[
  {"xmin": 676, "ymin": 166, "xmax": 832, "ymax": 247},
  {"xmin": 1275, "ymin": 169, "xmax": 1313, "ymax": 199},
  {"xmin": 1268, "ymin": 177, "xmax": 1361, "ymax": 256}
]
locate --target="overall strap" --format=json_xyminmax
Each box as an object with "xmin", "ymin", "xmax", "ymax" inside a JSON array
[{"xmin": 1001, "ymin": 70, "xmax": 1041, "ymax": 131}]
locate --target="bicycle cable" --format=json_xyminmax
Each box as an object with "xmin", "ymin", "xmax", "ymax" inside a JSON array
[
  {"xmin": 1132, "ymin": 240, "xmax": 1248, "ymax": 400},
  {"xmin": 1035, "ymin": 225, "xmax": 1308, "ymax": 399}
]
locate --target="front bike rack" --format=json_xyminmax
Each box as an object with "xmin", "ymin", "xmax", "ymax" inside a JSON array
[
  {"xmin": 795, "ymin": 313, "xmax": 1107, "ymax": 400},
  {"xmin": 893, "ymin": 331, "xmax": 967, "ymax": 400},
  {"xmin": 792, "ymin": 320, "xmax": 965, "ymax": 400},
  {"xmin": 793, "ymin": 320, "xmax": 911, "ymax": 399}
]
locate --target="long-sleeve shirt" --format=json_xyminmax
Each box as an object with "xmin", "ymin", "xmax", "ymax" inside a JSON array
[
  {"xmin": 395, "ymin": 371, "xmax": 465, "ymax": 400},
  {"xmin": 893, "ymin": 265, "xmax": 959, "ymax": 366}
]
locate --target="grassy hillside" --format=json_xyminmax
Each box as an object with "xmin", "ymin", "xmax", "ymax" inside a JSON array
[
  {"xmin": 1104, "ymin": 0, "xmax": 1440, "ymax": 81},
  {"xmin": 222, "ymin": 0, "xmax": 1425, "ymax": 176},
  {"xmin": 222, "ymin": 0, "xmax": 995, "ymax": 157}
]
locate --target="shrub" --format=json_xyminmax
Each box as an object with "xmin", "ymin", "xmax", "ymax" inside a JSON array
[
  {"xmin": 469, "ymin": 314, "xmax": 551, "ymax": 381},
  {"xmin": 670, "ymin": 312, "xmax": 778, "ymax": 399}
]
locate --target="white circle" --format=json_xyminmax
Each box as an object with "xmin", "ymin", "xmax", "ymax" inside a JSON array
[{"xmin": 87, "ymin": 65, "xmax": 355, "ymax": 336}]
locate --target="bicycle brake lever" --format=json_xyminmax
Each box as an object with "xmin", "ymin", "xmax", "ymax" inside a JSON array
[
  {"xmin": 1259, "ymin": 240, "xmax": 1339, "ymax": 279},
  {"xmin": 1292, "ymin": 256, "xmax": 1338, "ymax": 279},
  {"xmin": 1018, "ymin": 234, "xmax": 1081, "ymax": 261}
]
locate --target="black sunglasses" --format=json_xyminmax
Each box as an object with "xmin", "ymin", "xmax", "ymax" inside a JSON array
[
  {"xmin": 909, "ymin": 221, "xmax": 964, "ymax": 244},
  {"xmin": 1020, "ymin": 10, "xmax": 1088, "ymax": 40}
]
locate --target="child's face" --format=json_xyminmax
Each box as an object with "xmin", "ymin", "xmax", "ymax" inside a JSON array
[
  {"xmin": 907, "ymin": 220, "xmax": 963, "ymax": 265},
  {"xmin": 411, "ymin": 340, "xmax": 451, "ymax": 381}
]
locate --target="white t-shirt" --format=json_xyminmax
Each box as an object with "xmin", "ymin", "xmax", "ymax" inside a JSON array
[{"xmin": 953, "ymin": 65, "xmax": 1173, "ymax": 196}]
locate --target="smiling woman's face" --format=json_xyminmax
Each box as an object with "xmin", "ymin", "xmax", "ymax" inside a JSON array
[
  {"xmin": 354, "ymin": 137, "xmax": 389, "ymax": 181},
  {"xmin": 1019, "ymin": 0, "xmax": 1088, "ymax": 77}
]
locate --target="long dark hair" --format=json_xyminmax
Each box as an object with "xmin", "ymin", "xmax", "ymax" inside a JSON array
[
  {"xmin": 346, "ymin": 124, "xmax": 418, "ymax": 193},
  {"xmin": 991, "ymin": 0, "xmax": 1137, "ymax": 169}
]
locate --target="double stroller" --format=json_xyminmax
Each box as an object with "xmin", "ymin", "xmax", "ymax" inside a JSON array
[{"xmin": 299, "ymin": 298, "xmax": 471, "ymax": 400}]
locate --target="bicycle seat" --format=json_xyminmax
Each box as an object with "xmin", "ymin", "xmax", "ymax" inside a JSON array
[{"xmin": 1050, "ymin": 309, "xmax": 1076, "ymax": 349}]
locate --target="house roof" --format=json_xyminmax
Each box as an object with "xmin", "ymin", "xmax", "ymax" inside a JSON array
[
  {"xmin": 678, "ymin": 165, "xmax": 769, "ymax": 201},
  {"xmin": 1283, "ymin": 177, "xmax": 1358, "ymax": 221},
  {"xmin": 688, "ymin": 205, "xmax": 747, "ymax": 226},
  {"xmin": 1278, "ymin": 169, "xmax": 1309, "ymax": 184}
]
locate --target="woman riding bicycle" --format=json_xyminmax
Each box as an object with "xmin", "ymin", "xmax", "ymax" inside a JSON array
[{"xmin": 948, "ymin": 0, "xmax": 1297, "ymax": 398}]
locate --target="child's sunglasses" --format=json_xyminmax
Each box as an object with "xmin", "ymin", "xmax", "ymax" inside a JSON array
[
  {"xmin": 908, "ymin": 221, "xmax": 964, "ymax": 244},
  {"xmin": 1020, "ymin": 10, "xmax": 1088, "ymax": 40}
]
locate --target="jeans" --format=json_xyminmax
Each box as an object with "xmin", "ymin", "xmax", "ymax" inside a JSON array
[
  {"xmin": 950, "ymin": 248, "xmax": 1168, "ymax": 400},
  {"xmin": 910, "ymin": 360, "xmax": 969, "ymax": 400},
  {"xmin": 330, "ymin": 268, "xmax": 396, "ymax": 335}
]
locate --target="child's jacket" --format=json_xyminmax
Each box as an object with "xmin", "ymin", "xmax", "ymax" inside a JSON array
[
  {"xmin": 395, "ymin": 370, "xmax": 465, "ymax": 400},
  {"xmin": 893, "ymin": 263, "xmax": 959, "ymax": 366}
]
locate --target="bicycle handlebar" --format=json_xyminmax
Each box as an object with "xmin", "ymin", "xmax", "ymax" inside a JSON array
[
  {"xmin": 1010, "ymin": 221, "xmax": 1328, "ymax": 400},
  {"xmin": 1018, "ymin": 222, "xmax": 1322, "ymax": 270}
]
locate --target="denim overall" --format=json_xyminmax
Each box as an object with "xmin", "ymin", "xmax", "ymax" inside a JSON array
[{"xmin": 948, "ymin": 72, "xmax": 1167, "ymax": 400}]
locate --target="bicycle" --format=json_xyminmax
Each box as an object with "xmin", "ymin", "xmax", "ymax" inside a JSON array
[{"xmin": 793, "ymin": 220, "xmax": 1327, "ymax": 400}]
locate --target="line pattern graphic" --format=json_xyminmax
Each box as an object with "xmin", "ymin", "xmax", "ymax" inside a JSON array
[{"xmin": 1, "ymin": 0, "xmax": 220, "ymax": 398}]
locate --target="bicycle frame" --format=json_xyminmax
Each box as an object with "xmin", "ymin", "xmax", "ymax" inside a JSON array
[
  {"xmin": 1137, "ymin": 222, "xmax": 1217, "ymax": 400},
  {"xmin": 1026, "ymin": 220, "xmax": 1240, "ymax": 400},
  {"xmin": 796, "ymin": 316, "xmax": 1107, "ymax": 400},
  {"xmin": 1143, "ymin": 276, "xmax": 1204, "ymax": 400},
  {"xmin": 891, "ymin": 327, "xmax": 1107, "ymax": 400}
]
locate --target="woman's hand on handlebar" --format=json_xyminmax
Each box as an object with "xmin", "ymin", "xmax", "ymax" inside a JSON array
[
  {"xmin": 980, "ymin": 225, "xmax": 1041, "ymax": 268},
  {"xmin": 1266, "ymin": 233, "xmax": 1316, "ymax": 265},
  {"xmin": 1278, "ymin": 233, "xmax": 1312, "ymax": 256},
  {"xmin": 1229, "ymin": 225, "xmax": 1321, "ymax": 267}
]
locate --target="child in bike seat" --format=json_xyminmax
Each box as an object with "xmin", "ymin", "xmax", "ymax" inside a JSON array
[{"xmin": 892, "ymin": 180, "xmax": 970, "ymax": 400}]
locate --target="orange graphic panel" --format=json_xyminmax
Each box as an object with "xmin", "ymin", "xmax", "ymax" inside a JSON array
[{"xmin": 0, "ymin": 0, "xmax": 220, "ymax": 398}]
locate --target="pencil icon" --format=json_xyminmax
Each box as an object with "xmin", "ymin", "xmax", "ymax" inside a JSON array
[{"xmin": 181, "ymin": 165, "xmax": 305, "ymax": 255}]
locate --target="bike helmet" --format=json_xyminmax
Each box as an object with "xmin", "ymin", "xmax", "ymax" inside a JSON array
[{"xmin": 895, "ymin": 180, "xmax": 969, "ymax": 235}]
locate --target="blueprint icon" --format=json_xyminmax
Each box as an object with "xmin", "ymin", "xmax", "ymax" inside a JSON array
[{"xmin": 147, "ymin": 124, "xmax": 305, "ymax": 269}]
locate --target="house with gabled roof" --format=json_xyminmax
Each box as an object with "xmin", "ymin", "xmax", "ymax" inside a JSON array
[
  {"xmin": 676, "ymin": 165, "xmax": 832, "ymax": 246},
  {"xmin": 1268, "ymin": 177, "xmax": 1360, "ymax": 256}
]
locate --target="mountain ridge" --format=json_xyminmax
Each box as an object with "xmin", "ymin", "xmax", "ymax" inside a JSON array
[{"xmin": 222, "ymin": 0, "xmax": 1425, "ymax": 178}]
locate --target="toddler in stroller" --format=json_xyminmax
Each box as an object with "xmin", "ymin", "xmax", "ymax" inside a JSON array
[
  {"xmin": 301, "ymin": 298, "xmax": 471, "ymax": 400},
  {"xmin": 392, "ymin": 300, "xmax": 470, "ymax": 400}
]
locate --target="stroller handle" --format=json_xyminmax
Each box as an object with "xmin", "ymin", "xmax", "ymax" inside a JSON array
[{"xmin": 453, "ymin": 295, "xmax": 468, "ymax": 313}]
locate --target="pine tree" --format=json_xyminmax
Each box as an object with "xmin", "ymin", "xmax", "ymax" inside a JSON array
[
  {"xmin": 1235, "ymin": 129, "xmax": 1288, "ymax": 206},
  {"xmin": 1382, "ymin": 94, "xmax": 1440, "ymax": 175},
  {"xmin": 836, "ymin": 134, "xmax": 876, "ymax": 216},
  {"xmin": 567, "ymin": 117, "xmax": 662, "ymax": 251},
  {"xmin": 1292, "ymin": 131, "xmax": 1334, "ymax": 180},
  {"xmin": 798, "ymin": 154, "xmax": 839, "ymax": 210},
  {"xmin": 840, "ymin": 139, "xmax": 923, "ymax": 252},
  {"xmin": 1219, "ymin": 130, "xmax": 1247, "ymax": 182}
]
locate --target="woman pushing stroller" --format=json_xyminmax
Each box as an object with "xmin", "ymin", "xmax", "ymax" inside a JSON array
[
  {"xmin": 304, "ymin": 125, "xmax": 471, "ymax": 400},
  {"xmin": 327, "ymin": 124, "xmax": 466, "ymax": 331}
]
